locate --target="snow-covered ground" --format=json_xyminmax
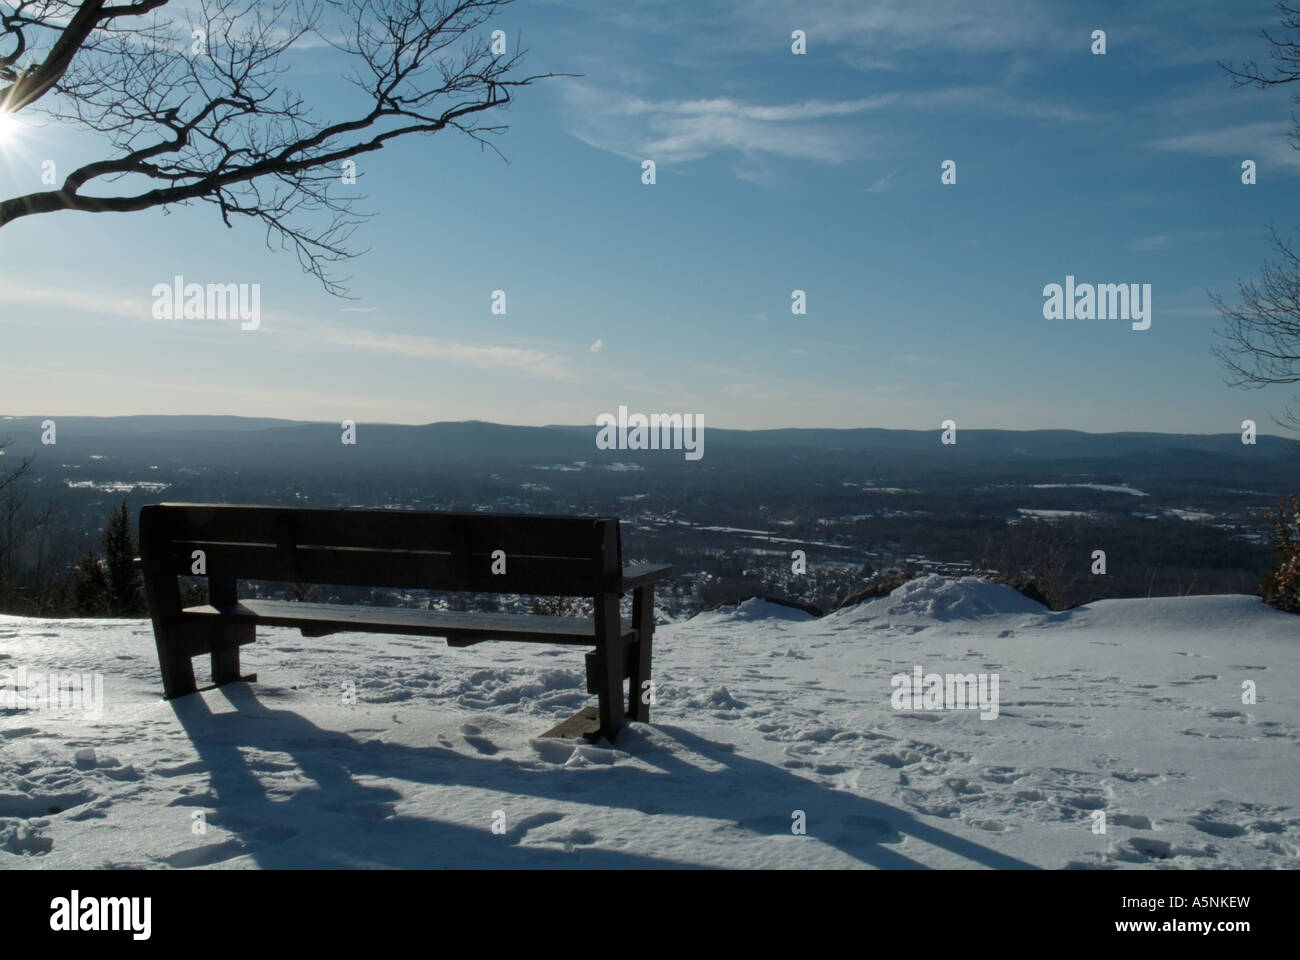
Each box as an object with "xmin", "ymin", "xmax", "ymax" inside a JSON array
[{"xmin": 1, "ymin": 575, "xmax": 1297, "ymax": 869}]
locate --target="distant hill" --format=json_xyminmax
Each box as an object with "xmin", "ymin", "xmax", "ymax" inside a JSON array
[{"xmin": 3, "ymin": 414, "xmax": 1296, "ymax": 472}]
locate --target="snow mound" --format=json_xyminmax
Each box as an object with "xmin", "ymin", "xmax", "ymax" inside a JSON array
[
  {"xmin": 1066, "ymin": 593, "xmax": 1299, "ymax": 639},
  {"xmin": 690, "ymin": 597, "xmax": 818, "ymax": 623},
  {"xmin": 834, "ymin": 574, "xmax": 1048, "ymax": 623},
  {"xmin": 689, "ymin": 685, "xmax": 748, "ymax": 710}
]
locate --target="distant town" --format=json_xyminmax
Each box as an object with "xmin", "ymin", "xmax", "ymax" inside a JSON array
[{"xmin": 0, "ymin": 417, "xmax": 1289, "ymax": 619}]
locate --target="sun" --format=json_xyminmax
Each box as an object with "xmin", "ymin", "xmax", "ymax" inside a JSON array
[{"xmin": 0, "ymin": 111, "xmax": 29, "ymax": 149}]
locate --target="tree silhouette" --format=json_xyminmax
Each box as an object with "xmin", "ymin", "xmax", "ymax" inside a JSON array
[
  {"xmin": 0, "ymin": 437, "xmax": 34, "ymax": 608},
  {"xmin": 71, "ymin": 546, "xmax": 110, "ymax": 615},
  {"xmin": 1213, "ymin": 2, "xmax": 1300, "ymax": 429},
  {"xmin": 70, "ymin": 497, "xmax": 146, "ymax": 616},
  {"xmin": 0, "ymin": 0, "xmax": 564, "ymax": 294}
]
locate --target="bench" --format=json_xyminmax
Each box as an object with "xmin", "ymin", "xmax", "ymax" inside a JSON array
[{"xmin": 137, "ymin": 503, "xmax": 671, "ymax": 742}]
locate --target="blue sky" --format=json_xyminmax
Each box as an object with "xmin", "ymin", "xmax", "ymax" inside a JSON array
[{"xmin": 2, "ymin": 0, "xmax": 1299, "ymax": 432}]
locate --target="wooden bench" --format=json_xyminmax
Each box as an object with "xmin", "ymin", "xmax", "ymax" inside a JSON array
[{"xmin": 137, "ymin": 503, "xmax": 671, "ymax": 742}]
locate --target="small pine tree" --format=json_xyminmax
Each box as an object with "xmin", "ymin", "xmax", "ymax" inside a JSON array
[
  {"xmin": 69, "ymin": 498, "xmax": 146, "ymax": 617},
  {"xmin": 102, "ymin": 499, "xmax": 145, "ymax": 616},
  {"xmin": 283, "ymin": 582, "xmax": 325, "ymax": 603},
  {"xmin": 71, "ymin": 547, "xmax": 109, "ymax": 615},
  {"xmin": 1262, "ymin": 493, "xmax": 1300, "ymax": 612}
]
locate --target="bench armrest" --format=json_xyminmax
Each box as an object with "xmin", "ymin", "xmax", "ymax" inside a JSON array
[{"xmin": 620, "ymin": 563, "xmax": 672, "ymax": 591}]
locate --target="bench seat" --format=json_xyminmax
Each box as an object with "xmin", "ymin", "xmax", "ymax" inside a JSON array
[{"xmin": 181, "ymin": 599, "xmax": 636, "ymax": 645}]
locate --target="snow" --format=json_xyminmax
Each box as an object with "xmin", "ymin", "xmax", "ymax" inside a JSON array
[
  {"xmin": 64, "ymin": 480, "xmax": 172, "ymax": 493},
  {"xmin": 1164, "ymin": 508, "xmax": 1216, "ymax": 522},
  {"xmin": 1015, "ymin": 508, "xmax": 1091, "ymax": 520},
  {"xmin": 834, "ymin": 575, "xmax": 1048, "ymax": 623},
  {"xmin": 1, "ymin": 575, "xmax": 1298, "ymax": 868},
  {"xmin": 1031, "ymin": 483, "xmax": 1148, "ymax": 497},
  {"xmin": 691, "ymin": 597, "xmax": 818, "ymax": 623}
]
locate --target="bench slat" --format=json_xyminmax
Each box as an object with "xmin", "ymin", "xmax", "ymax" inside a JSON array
[
  {"xmin": 162, "ymin": 541, "xmax": 612, "ymax": 595},
  {"xmin": 182, "ymin": 599, "xmax": 632, "ymax": 645},
  {"xmin": 620, "ymin": 562, "xmax": 673, "ymax": 590},
  {"xmin": 144, "ymin": 503, "xmax": 622, "ymax": 595},
  {"xmin": 152, "ymin": 503, "xmax": 614, "ymax": 558}
]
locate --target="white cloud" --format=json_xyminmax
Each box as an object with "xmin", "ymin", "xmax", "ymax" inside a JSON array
[
  {"xmin": 318, "ymin": 327, "xmax": 573, "ymax": 380},
  {"xmin": 2, "ymin": 285, "xmax": 150, "ymax": 322},
  {"xmin": 4, "ymin": 284, "xmax": 573, "ymax": 381},
  {"xmin": 1149, "ymin": 122, "xmax": 1300, "ymax": 172},
  {"xmin": 563, "ymin": 82, "xmax": 1089, "ymax": 174},
  {"xmin": 589, "ymin": 338, "xmax": 603, "ymax": 352},
  {"xmin": 549, "ymin": 0, "xmax": 1068, "ymax": 60},
  {"xmin": 1131, "ymin": 235, "xmax": 1170, "ymax": 251},
  {"xmin": 867, "ymin": 170, "xmax": 897, "ymax": 193},
  {"xmin": 723, "ymin": 0, "xmax": 1073, "ymax": 70},
  {"xmin": 564, "ymin": 85, "xmax": 880, "ymax": 164}
]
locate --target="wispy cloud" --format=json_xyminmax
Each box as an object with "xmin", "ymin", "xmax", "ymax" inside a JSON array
[
  {"xmin": 778, "ymin": 0, "xmax": 1071, "ymax": 58},
  {"xmin": 563, "ymin": 83, "xmax": 1086, "ymax": 174},
  {"xmin": 4, "ymin": 284, "xmax": 575, "ymax": 380},
  {"xmin": 1149, "ymin": 122, "xmax": 1300, "ymax": 172},
  {"xmin": 318, "ymin": 327, "xmax": 574, "ymax": 380},
  {"xmin": 867, "ymin": 169, "xmax": 898, "ymax": 193},
  {"xmin": 1131, "ymin": 235, "xmax": 1170, "ymax": 251},
  {"xmin": 2, "ymin": 285, "xmax": 150, "ymax": 322},
  {"xmin": 564, "ymin": 85, "xmax": 881, "ymax": 164},
  {"xmin": 620, "ymin": 0, "xmax": 1078, "ymax": 71}
]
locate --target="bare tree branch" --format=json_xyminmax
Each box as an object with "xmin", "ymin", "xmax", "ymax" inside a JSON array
[
  {"xmin": 0, "ymin": 0, "xmax": 573, "ymax": 294},
  {"xmin": 1213, "ymin": 3, "xmax": 1300, "ymax": 429}
]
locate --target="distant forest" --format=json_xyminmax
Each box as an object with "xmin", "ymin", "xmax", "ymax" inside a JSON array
[{"xmin": 1, "ymin": 418, "xmax": 1297, "ymax": 618}]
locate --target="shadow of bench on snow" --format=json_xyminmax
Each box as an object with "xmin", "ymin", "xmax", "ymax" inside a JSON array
[{"xmin": 168, "ymin": 686, "xmax": 1036, "ymax": 869}]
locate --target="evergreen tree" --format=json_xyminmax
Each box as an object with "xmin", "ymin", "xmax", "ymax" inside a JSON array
[
  {"xmin": 102, "ymin": 499, "xmax": 145, "ymax": 615},
  {"xmin": 69, "ymin": 498, "xmax": 146, "ymax": 617},
  {"xmin": 71, "ymin": 547, "xmax": 109, "ymax": 615}
]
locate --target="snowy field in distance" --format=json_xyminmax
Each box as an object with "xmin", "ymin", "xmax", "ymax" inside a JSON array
[{"xmin": 1, "ymin": 575, "xmax": 1297, "ymax": 869}]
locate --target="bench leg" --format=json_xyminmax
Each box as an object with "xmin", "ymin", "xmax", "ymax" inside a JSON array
[
  {"xmin": 153, "ymin": 626, "xmax": 198, "ymax": 700},
  {"xmin": 211, "ymin": 623, "xmax": 253, "ymax": 687},
  {"xmin": 140, "ymin": 509, "xmax": 198, "ymax": 700},
  {"xmin": 593, "ymin": 593, "xmax": 625, "ymax": 742},
  {"xmin": 205, "ymin": 576, "xmax": 247, "ymax": 688},
  {"xmin": 629, "ymin": 585, "xmax": 655, "ymax": 723}
]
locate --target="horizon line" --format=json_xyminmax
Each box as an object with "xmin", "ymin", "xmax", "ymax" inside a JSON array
[{"xmin": 1, "ymin": 413, "xmax": 1294, "ymax": 440}]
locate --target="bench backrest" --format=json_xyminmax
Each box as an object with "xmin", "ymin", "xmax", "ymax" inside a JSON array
[{"xmin": 139, "ymin": 503, "xmax": 623, "ymax": 598}]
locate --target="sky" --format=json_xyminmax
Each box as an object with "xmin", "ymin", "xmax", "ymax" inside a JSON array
[{"xmin": 2, "ymin": 0, "xmax": 1299, "ymax": 433}]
